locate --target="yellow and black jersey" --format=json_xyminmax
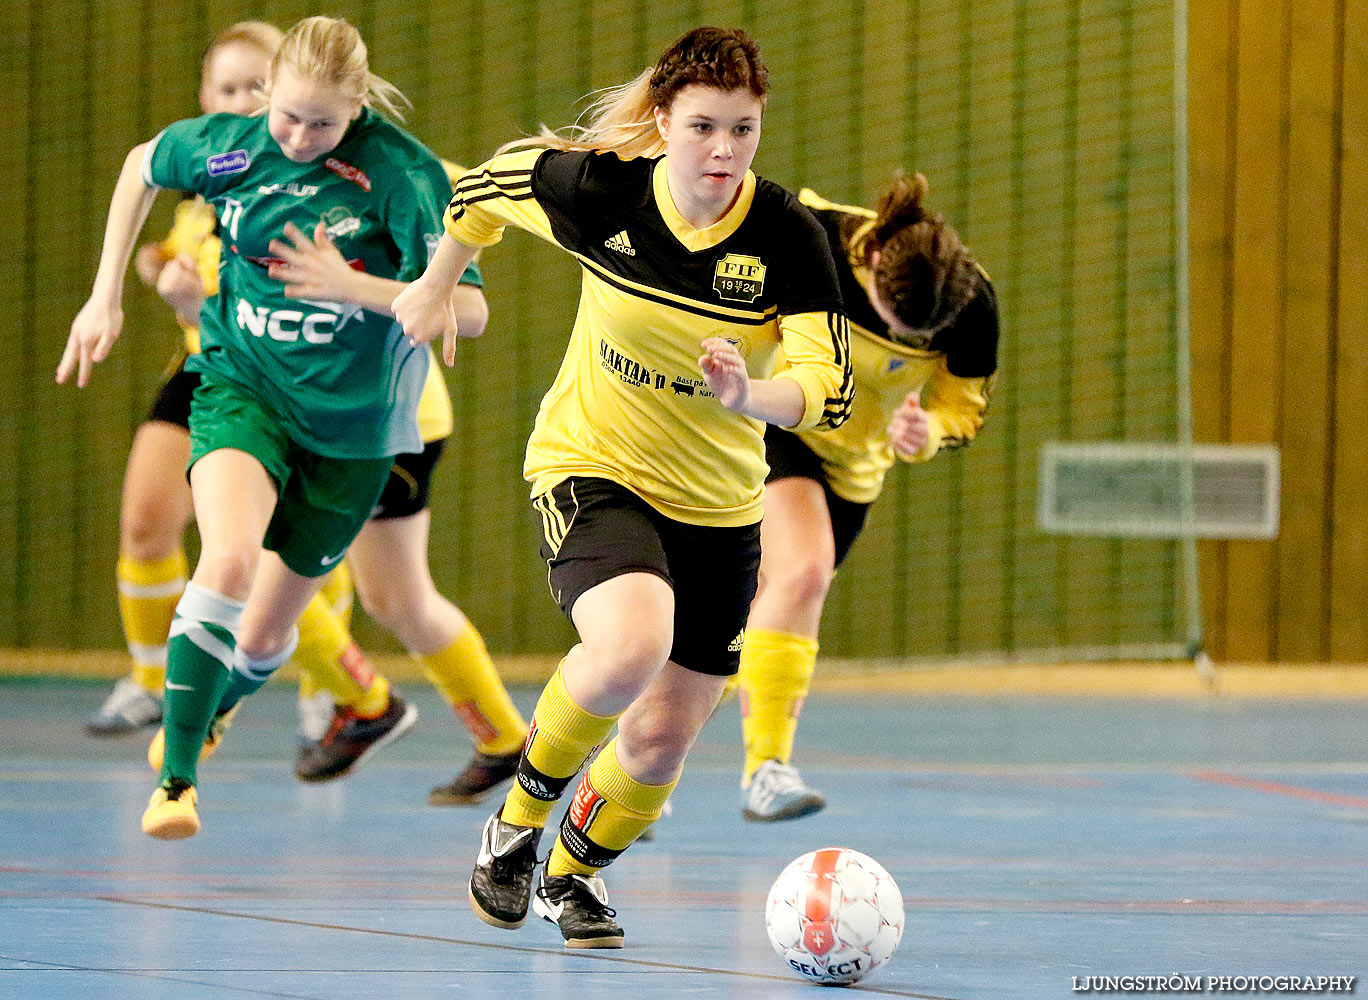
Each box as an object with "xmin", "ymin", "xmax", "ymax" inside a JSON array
[
  {"xmin": 159, "ymin": 195, "xmax": 222, "ymax": 355},
  {"xmin": 789, "ymin": 189, "xmax": 1000, "ymax": 505},
  {"xmin": 446, "ymin": 148, "xmax": 853, "ymax": 527}
]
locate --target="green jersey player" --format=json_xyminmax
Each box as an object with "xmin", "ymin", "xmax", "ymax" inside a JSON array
[{"xmin": 58, "ymin": 15, "xmax": 481, "ymax": 840}]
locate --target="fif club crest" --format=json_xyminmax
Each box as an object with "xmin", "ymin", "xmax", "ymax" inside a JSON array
[{"xmin": 713, "ymin": 253, "xmax": 766, "ymax": 303}]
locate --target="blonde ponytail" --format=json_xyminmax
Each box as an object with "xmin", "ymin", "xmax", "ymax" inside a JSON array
[{"xmin": 502, "ymin": 70, "xmax": 664, "ymax": 158}]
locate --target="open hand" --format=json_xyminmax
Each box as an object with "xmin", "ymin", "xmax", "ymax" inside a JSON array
[
  {"xmin": 698, "ymin": 337, "xmax": 750, "ymax": 412},
  {"xmin": 268, "ymin": 220, "xmax": 356, "ymax": 301}
]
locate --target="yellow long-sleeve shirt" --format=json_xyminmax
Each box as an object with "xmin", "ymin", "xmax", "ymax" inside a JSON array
[
  {"xmin": 790, "ymin": 189, "xmax": 1000, "ymax": 504},
  {"xmin": 445, "ymin": 149, "xmax": 853, "ymax": 527}
]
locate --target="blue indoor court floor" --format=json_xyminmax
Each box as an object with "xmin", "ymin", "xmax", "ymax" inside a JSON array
[{"xmin": 1, "ymin": 678, "xmax": 1365, "ymax": 999}]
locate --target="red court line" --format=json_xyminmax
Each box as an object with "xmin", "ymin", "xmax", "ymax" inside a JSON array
[{"xmin": 1190, "ymin": 769, "xmax": 1368, "ymax": 808}]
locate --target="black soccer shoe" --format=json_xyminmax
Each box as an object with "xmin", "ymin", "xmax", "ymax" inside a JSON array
[
  {"xmin": 468, "ymin": 810, "xmax": 543, "ymax": 929},
  {"xmin": 428, "ymin": 749, "xmax": 522, "ymax": 806},
  {"xmin": 293, "ymin": 693, "xmax": 418, "ymax": 782},
  {"xmin": 532, "ymin": 870, "xmax": 625, "ymax": 949}
]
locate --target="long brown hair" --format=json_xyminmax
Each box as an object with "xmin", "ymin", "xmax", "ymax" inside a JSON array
[
  {"xmin": 502, "ymin": 27, "xmax": 769, "ymax": 158},
  {"xmin": 851, "ymin": 172, "xmax": 981, "ymax": 343}
]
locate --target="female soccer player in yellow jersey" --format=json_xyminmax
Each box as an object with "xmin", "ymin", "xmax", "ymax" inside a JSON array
[
  {"xmin": 736, "ymin": 173, "xmax": 999, "ymax": 821},
  {"xmin": 59, "ymin": 16, "xmax": 490, "ymax": 839},
  {"xmin": 394, "ymin": 26, "xmax": 853, "ymax": 949}
]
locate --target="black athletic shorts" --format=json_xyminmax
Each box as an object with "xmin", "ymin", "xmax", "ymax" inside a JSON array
[
  {"xmin": 533, "ymin": 477, "xmax": 761, "ymax": 676},
  {"xmin": 764, "ymin": 426, "xmax": 871, "ymax": 569},
  {"xmin": 146, "ymin": 357, "xmax": 201, "ymax": 429},
  {"xmin": 372, "ymin": 438, "xmax": 446, "ymax": 520}
]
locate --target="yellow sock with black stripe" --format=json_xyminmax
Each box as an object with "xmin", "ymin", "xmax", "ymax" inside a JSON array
[
  {"xmin": 117, "ymin": 549, "xmax": 188, "ymax": 693},
  {"xmin": 500, "ymin": 663, "xmax": 618, "ymax": 829},
  {"xmin": 420, "ymin": 625, "xmax": 527, "ymax": 755},
  {"xmin": 292, "ymin": 593, "xmax": 390, "ymax": 718},
  {"xmin": 547, "ymin": 738, "xmax": 677, "ymax": 877},
  {"xmin": 738, "ymin": 627, "xmax": 819, "ymax": 783}
]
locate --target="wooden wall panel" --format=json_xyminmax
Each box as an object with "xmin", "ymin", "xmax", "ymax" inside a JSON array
[
  {"xmin": 0, "ymin": 0, "xmax": 34, "ymax": 645},
  {"xmin": 1223, "ymin": 0, "xmax": 1285, "ymax": 660},
  {"xmin": 1330, "ymin": 0, "xmax": 1368, "ymax": 659},
  {"xmin": 3, "ymin": 0, "xmax": 1363, "ymax": 661},
  {"xmin": 1187, "ymin": 0, "xmax": 1366, "ymax": 662},
  {"xmin": 1188, "ymin": 0, "xmax": 1236, "ymax": 660},
  {"xmin": 1276, "ymin": 0, "xmax": 1338, "ymax": 660}
]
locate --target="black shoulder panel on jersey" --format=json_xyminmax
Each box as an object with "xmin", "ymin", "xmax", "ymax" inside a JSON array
[
  {"xmin": 935, "ymin": 277, "xmax": 999, "ymax": 379},
  {"xmin": 533, "ymin": 149, "xmax": 652, "ymax": 257},
  {"xmin": 767, "ymin": 185, "xmax": 845, "ymax": 318}
]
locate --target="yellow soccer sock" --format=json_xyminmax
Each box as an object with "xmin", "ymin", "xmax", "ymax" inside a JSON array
[
  {"xmin": 420, "ymin": 625, "xmax": 528, "ymax": 755},
  {"xmin": 299, "ymin": 562, "xmax": 347, "ymax": 704},
  {"xmin": 292, "ymin": 593, "xmax": 391, "ymax": 718},
  {"xmin": 547, "ymin": 738, "xmax": 677, "ymax": 877},
  {"xmin": 316, "ymin": 562, "xmax": 355, "ymax": 628},
  {"xmin": 117, "ymin": 549, "xmax": 188, "ymax": 693},
  {"xmin": 500, "ymin": 664, "xmax": 618, "ymax": 829},
  {"xmin": 738, "ymin": 627, "xmax": 819, "ymax": 782}
]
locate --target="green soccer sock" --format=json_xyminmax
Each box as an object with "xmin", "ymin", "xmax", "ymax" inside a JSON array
[
  {"xmin": 161, "ymin": 584, "xmax": 242, "ymax": 785},
  {"xmin": 218, "ymin": 628, "xmax": 300, "ymax": 715}
]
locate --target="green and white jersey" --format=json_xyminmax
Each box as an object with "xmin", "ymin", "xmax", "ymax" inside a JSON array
[{"xmin": 142, "ymin": 108, "xmax": 449, "ymax": 459}]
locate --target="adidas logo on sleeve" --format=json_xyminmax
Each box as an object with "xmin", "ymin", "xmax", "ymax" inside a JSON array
[{"xmin": 604, "ymin": 230, "xmax": 635, "ymax": 255}]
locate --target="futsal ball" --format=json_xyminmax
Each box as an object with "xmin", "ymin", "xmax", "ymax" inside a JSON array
[{"xmin": 764, "ymin": 847, "xmax": 904, "ymax": 985}]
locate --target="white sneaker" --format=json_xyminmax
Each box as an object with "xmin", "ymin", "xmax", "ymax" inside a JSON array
[
  {"xmin": 741, "ymin": 760, "xmax": 826, "ymax": 822},
  {"xmin": 86, "ymin": 677, "xmax": 163, "ymax": 736},
  {"xmin": 297, "ymin": 689, "xmax": 335, "ymax": 743}
]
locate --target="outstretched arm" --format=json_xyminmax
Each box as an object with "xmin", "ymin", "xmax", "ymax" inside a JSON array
[{"xmin": 57, "ymin": 142, "xmax": 158, "ymax": 387}]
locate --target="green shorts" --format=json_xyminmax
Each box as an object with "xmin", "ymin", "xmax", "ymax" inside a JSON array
[{"xmin": 187, "ymin": 377, "xmax": 394, "ymax": 578}]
